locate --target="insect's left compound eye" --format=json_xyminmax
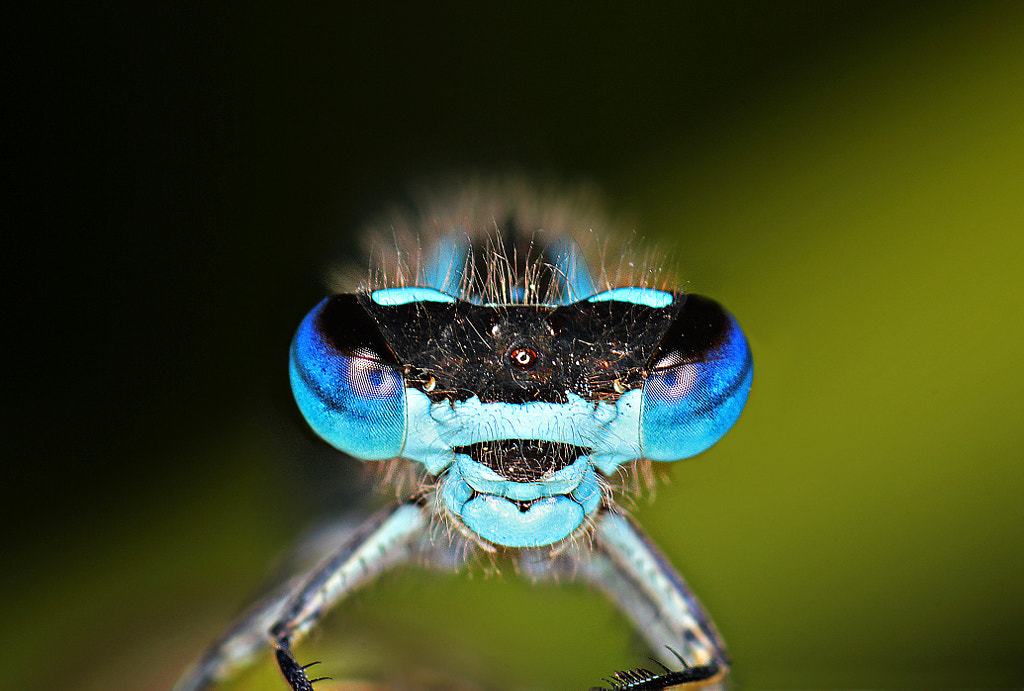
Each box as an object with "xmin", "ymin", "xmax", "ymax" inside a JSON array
[
  {"xmin": 641, "ymin": 295, "xmax": 753, "ymax": 461},
  {"xmin": 289, "ymin": 295, "xmax": 406, "ymax": 460}
]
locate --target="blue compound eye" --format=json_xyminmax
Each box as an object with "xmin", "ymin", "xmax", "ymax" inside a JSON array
[
  {"xmin": 289, "ymin": 295, "xmax": 407, "ymax": 460},
  {"xmin": 343, "ymin": 347, "xmax": 403, "ymax": 400},
  {"xmin": 641, "ymin": 295, "xmax": 753, "ymax": 462},
  {"xmin": 647, "ymin": 354, "xmax": 701, "ymax": 401}
]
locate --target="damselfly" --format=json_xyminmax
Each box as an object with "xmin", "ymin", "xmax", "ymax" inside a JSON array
[{"xmin": 175, "ymin": 181, "xmax": 753, "ymax": 690}]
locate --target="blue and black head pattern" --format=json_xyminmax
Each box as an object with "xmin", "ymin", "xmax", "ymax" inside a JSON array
[{"xmin": 290, "ymin": 231, "xmax": 752, "ymax": 548}]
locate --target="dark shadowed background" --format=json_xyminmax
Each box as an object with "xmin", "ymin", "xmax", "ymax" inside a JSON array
[{"xmin": 7, "ymin": 2, "xmax": 1023, "ymax": 689}]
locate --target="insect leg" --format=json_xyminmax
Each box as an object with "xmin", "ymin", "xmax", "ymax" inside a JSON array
[
  {"xmin": 268, "ymin": 500, "xmax": 433, "ymax": 690},
  {"xmin": 173, "ymin": 570, "xmax": 310, "ymax": 691},
  {"xmin": 570, "ymin": 509, "xmax": 729, "ymax": 686},
  {"xmin": 174, "ymin": 500, "xmax": 432, "ymax": 691}
]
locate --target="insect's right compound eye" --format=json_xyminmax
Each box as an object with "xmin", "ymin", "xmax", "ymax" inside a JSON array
[
  {"xmin": 639, "ymin": 295, "xmax": 753, "ymax": 462},
  {"xmin": 289, "ymin": 296, "xmax": 407, "ymax": 460}
]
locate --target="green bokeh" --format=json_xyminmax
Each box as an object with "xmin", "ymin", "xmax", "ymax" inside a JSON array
[{"xmin": 9, "ymin": 3, "xmax": 1023, "ymax": 690}]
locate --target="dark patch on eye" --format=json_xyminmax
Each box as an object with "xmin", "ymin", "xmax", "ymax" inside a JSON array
[
  {"xmin": 454, "ymin": 439, "xmax": 591, "ymax": 482},
  {"xmin": 315, "ymin": 294, "xmax": 399, "ymax": 363},
  {"xmin": 649, "ymin": 294, "xmax": 731, "ymax": 367}
]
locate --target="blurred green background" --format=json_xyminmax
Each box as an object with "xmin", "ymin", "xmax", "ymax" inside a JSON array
[{"xmin": 8, "ymin": 2, "xmax": 1023, "ymax": 689}]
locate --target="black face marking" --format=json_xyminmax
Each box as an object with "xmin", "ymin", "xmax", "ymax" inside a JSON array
[
  {"xmin": 357, "ymin": 292, "xmax": 684, "ymax": 403},
  {"xmin": 544, "ymin": 313, "xmax": 562, "ymax": 337},
  {"xmin": 454, "ymin": 439, "xmax": 591, "ymax": 482}
]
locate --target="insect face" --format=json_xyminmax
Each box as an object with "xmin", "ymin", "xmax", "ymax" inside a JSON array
[{"xmin": 290, "ymin": 283, "xmax": 751, "ymax": 547}]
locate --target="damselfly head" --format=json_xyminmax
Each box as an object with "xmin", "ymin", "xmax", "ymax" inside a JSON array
[{"xmin": 293, "ymin": 178, "xmax": 752, "ymax": 548}]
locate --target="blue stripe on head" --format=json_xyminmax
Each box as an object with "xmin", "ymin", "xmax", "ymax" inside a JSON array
[
  {"xmin": 549, "ymin": 237, "xmax": 597, "ymax": 303},
  {"xmin": 587, "ymin": 287, "xmax": 674, "ymax": 308},
  {"xmin": 423, "ymin": 235, "xmax": 469, "ymax": 295},
  {"xmin": 370, "ymin": 287, "xmax": 457, "ymax": 306}
]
